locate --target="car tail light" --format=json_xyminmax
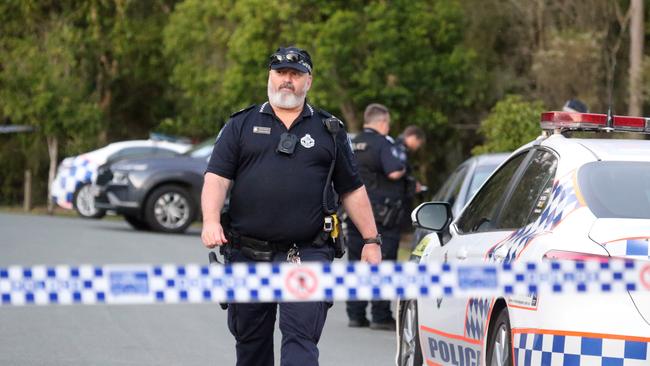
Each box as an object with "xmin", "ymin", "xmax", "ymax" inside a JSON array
[
  {"xmin": 540, "ymin": 111, "xmax": 650, "ymax": 133},
  {"xmin": 543, "ymin": 250, "xmax": 612, "ymax": 263}
]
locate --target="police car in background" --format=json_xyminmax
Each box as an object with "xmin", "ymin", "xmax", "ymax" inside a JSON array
[
  {"xmin": 396, "ymin": 111, "xmax": 650, "ymax": 366},
  {"xmin": 51, "ymin": 138, "xmax": 191, "ymax": 218}
]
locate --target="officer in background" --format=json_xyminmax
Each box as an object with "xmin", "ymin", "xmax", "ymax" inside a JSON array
[
  {"xmin": 394, "ymin": 125, "xmax": 426, "ymax": 230},
  {"xmin": 562, "ymin": 98, "xmax": 589, "ymax": 113},
  {"xmin": 346, "ymin": 103, "xmax": 405, "ymax": 330},
  {"xmin": 201, "ymin": 46, "xmax": 382, "ymax": 366}
]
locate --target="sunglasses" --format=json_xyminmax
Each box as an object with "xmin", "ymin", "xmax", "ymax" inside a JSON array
[{"xmin": 269, "ymin": 52, "xmax": 312, "ymax": 72}]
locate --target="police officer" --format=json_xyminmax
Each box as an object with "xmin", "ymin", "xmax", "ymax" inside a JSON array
[
  {"xmin": 346, "ymin": 103, "xmax": 405, "ymax": 330},
  {"xmin": 201, "ymin": 46, "xmax": 382, "ymax": 366},
  {"xmin": 394, "ymin": 125, "xmax": 426, "ymax": 230}
]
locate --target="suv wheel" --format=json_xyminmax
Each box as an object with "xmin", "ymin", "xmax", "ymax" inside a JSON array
[
  {"xmin": 74, "ymin": 183, "xmax": 106, "ymax": 219},
  {"xmin": 144, "ymin": 185, "xmax": 195, "ymax": 233},
  {"xmin": 397, "ymin": 299, "xmax": 423, "ymax": 366},
  {"xmin": 487, "ymin": 307, "xmax": 513, "ymax": 366},
  {"xmin": 124, "ymin": 214, "xmax": 150, "ymax": 231}
]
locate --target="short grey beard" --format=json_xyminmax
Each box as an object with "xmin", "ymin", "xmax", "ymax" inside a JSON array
[{"xmin": 268, "ymin": 81, "xmax": 308, "ymax": 109}]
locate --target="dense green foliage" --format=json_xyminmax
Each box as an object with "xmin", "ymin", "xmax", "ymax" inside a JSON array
[
  {"xmin": 0, "ymin": 0, "xmax": 645, "ymax": 206},
  {"xmin": 472, "ymin": 95, "xmax": 546, "ymax": 154}
]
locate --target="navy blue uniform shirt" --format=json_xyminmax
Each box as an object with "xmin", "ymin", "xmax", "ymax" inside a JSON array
[
  {"xmin": 352, "ymin": 128, "xmax": 405, "ymax": 201},
  {"xmin": 206, "ymin": 101, "xmax": 362, "ymax": 243}
]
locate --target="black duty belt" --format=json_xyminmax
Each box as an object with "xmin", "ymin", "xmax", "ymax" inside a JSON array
[{"xmin": 230, "ymin": 233, "xmax": 311, "ymax": 253}]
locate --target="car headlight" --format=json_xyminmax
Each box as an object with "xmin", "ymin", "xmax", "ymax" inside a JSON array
[{"xmin": 111, "ymin": 171, "xmax": 130, "ymax": 185}]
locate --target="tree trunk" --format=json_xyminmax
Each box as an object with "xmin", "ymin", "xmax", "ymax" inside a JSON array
[
  {"xmin": 628, "ymin": 0, "xmax": 644, "ymax": 116},
  {"xmin": 23, "ymin": 170, "xmax": 32, "ymax": 212},
  {"xmin": 340, "ymin": 101, "xmax": 359, "ymax": 133},
  {"xmin": 46, "ymin": 136, "xmax": 58, "ymax": 215}
]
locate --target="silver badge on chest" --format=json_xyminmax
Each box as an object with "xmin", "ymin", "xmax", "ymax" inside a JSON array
[{"xmin": 300, "ymin": 134, "xmax": 315, "ymax": 148}]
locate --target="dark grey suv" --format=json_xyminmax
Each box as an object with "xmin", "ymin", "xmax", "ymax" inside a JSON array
[{"xmin": 94, "ymin": 138, "xmax": 215, "ymax": 233}]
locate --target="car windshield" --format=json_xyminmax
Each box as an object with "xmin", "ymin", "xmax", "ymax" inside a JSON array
[
  {"xmin": 184, "ymin": 138, "xmax": 215, "ymax": 158},
  {"xmin": 466, "ymin": 163, "xmax": 500, "ymax": 201},
  {"xmin": 578, "ymin": 161, "xmax": 650, "ymax": 219}
]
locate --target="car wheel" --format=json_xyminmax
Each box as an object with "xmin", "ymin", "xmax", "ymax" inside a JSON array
[
  {"xmin": 144, "ymin": 185, "xmax": 195, "ymax": 233},
  {"xmin": 124, "ymin": 215, "xmax": 150, "ymax": 231},
  {"xmin": 486, "ymin": 307, "xmax": 513, "ymax": 366},
  {"xmin": 397, "ymin": 299, "xmax": 423, "ymax": 366},
  {"xmin": 73, "ymin": 183, "xmax": 106, "ymax": 219}
]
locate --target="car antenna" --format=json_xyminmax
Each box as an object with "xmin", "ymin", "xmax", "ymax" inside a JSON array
[{"xmin": 605, "ymin": 55, "xmax": 616, "ymax": 132}]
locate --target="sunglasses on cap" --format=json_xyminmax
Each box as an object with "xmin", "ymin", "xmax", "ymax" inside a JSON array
[{"xmin": 269, "ymin": 51, "xmax": 312, "ymax": 73}]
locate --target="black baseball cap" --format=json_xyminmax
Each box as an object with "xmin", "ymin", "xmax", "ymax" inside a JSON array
[{"xmin": 268, "ymin": 47, "xmax": 313, "ymax": 74}]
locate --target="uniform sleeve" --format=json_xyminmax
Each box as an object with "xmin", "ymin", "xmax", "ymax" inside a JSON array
[
  {"xmin": 332, "ymin": 129, "xmax": 363, "ymax": 194},
  {"xmin": 205, "ymin": 119, "xmax": 240, "ymax": 179},
  {"xmin": 380, "ymin": 141, "xmax": 405, "ymax": 175}
]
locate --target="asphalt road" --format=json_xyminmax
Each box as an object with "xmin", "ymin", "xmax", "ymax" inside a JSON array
[{"xmin": 0, "ymin": 212, "xmax": 396, "ymax": 366}]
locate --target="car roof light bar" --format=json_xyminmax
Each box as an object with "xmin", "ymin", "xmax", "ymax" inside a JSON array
[{"xmin": 540, "ymin": 111, "xmax": 650, "ymax": 133}]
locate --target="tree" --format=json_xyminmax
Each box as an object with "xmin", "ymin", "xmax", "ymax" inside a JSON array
[
  {"xmin": 162, "ymin": 0, "xmax": 483, "ymax": 189},
  {"xmin": 0, "ymin": 18, "xmax": 101, "ymax": 212},
  {"xmin": 472, "ymin": 95, "xmax": 546, "ymax": 155},
  {"xmin": 628, "ymin": 0, "xmax": 644, "ymax": 116}
]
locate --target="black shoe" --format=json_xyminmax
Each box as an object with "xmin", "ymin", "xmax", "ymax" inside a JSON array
[
  {"xmin": 370, "ymin": 318, "xmax": 396, "ymax": 331},
  {"xmin": 348, "ymin": 318, "xmax": 370, "ymax": 328}
]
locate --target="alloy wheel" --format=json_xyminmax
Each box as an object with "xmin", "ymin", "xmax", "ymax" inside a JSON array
[
  {"xmin": 399, "ymin": 300, "xmax": 421, "ymax": 366},
  {"xmin": 490, "ymin": 322, "xmax": 510, "ymax": 366},
  {"xmin": 153, "ymin": 192, "xmax": 190, "ymax": 229}
]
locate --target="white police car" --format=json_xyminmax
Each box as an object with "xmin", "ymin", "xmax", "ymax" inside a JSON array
[
  {"xmin": 396, "ymin": 111, "xmax": 650, "ymax": 366},
  {"xmin": 51, "ymin": 139, "xmax": 191, "ymax": 218}
]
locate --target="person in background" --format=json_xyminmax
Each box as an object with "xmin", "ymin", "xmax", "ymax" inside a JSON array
[
  {"xmin": 562, "ymin": 99, "xmax": 589, "ymax": 113},
  {"xmin": 394, "ymin": 125, "xmax": 426, "ymax": 232},
  {"xmin": 346, "ymin": 103, "xmax": 405, "ymax": 331}
]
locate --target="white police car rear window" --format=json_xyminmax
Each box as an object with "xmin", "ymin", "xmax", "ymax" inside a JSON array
[{"xmin": 578, "ymin": 161, "xmax": 650, "ymax": 219}]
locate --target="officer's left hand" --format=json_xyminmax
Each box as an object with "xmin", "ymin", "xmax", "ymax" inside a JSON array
[
  {"xmin": 201, "ymin": 221, "xmax": 228, "ymax": 249},
  {"xmin": 361, "ymin": 244, "xmax": 382, "ymax": 264}
]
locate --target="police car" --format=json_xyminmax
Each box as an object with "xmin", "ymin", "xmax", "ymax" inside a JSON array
[
  {"xmin": 396, "ymin": 111, "xmax": 650, "ymax": 366},
  {"xmin": 410, "ymin": 153, "xmax": 510, "ymax": 260},
  {"xmin": 51, "ymin": 139, "xmax": 191, "ymax": 218}
]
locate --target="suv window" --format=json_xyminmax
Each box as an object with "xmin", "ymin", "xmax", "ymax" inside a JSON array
[
  {"xmin": 456, "ymin": 152, "xmax": 527, "ymax": 233},
  {"xmin": 446, "ymin": 166, "xmax": 469, "ymax": 207},
  {"xmin": 498, "ymin": 150, "xmax": 558, "ymax": 229},
  {"xmin": 108, "ymin": 147, "xmax": 156, "ymax": 163}
]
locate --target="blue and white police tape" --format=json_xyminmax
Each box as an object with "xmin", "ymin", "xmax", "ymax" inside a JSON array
[{"xmin": 1, "ymin": 260, "xmax": 649, "ymax": 306}]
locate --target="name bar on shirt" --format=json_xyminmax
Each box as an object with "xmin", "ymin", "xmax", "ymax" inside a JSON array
[{"xmin": 1, "ymin": 260, "xmax": 649, "ymax": 306}]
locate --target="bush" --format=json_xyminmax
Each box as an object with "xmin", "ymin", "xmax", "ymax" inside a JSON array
[{"xmin": 472, "ymin": 95, "xmax": 545, "ymax": 155}]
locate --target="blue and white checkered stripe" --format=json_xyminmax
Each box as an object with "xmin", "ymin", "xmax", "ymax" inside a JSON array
[
  {"xmin": 465, "ymin": 297, "xmax": 491, "ymax": 340},
  {"xmin": 55, "ymin": 157, "xmax": 96, "ymax": 205},
  {"xmin": 1, "ymin": 260, "xmax": 648, "ymax": 306},
  {"xmin": 514, "ymin": 332, "xmax": 649, "ymax": 366},
  {"xmin": 606, "ymin": 239, "xmax": 650, "ymax": 261}
]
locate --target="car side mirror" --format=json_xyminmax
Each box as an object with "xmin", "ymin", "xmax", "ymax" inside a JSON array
[{"xmin": 411, "ymin": 202, "xmax": 452, "ymax": 232}]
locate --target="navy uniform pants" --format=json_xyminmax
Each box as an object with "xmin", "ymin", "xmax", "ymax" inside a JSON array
[
  {"xmin": 226, "ymin": 245, "xmax": 334, "ymax": 366},
  {"xmin": 344, "ymin": 222, "xmax": 400, "ymax": 323}
]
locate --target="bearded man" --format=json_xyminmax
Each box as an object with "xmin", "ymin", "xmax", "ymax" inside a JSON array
[{"xmin": 201, "ymin": 46, "xmax": 382, "ymax": 366}]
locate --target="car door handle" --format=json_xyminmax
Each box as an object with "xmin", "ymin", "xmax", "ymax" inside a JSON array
[
  {"xmin": 456, "ymin": 248, "xmax": 468, "ymax": 260},
  {"xmin": 493, "ymin": 246, "xmax": 508, "ymax": 260}
]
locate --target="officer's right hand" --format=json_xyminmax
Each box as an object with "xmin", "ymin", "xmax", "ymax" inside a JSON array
[{"xmin": 201, "ymin": 221, "xmax": 228, "ymax": 248}]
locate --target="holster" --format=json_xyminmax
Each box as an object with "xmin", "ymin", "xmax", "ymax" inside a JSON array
[
  {"xmin": 372, "ymin": 198, "xmax": 404, "ymax": 228},
  {"xmin": 313, "ymin": 230, "xmax": 345, "ymax": 259}
]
